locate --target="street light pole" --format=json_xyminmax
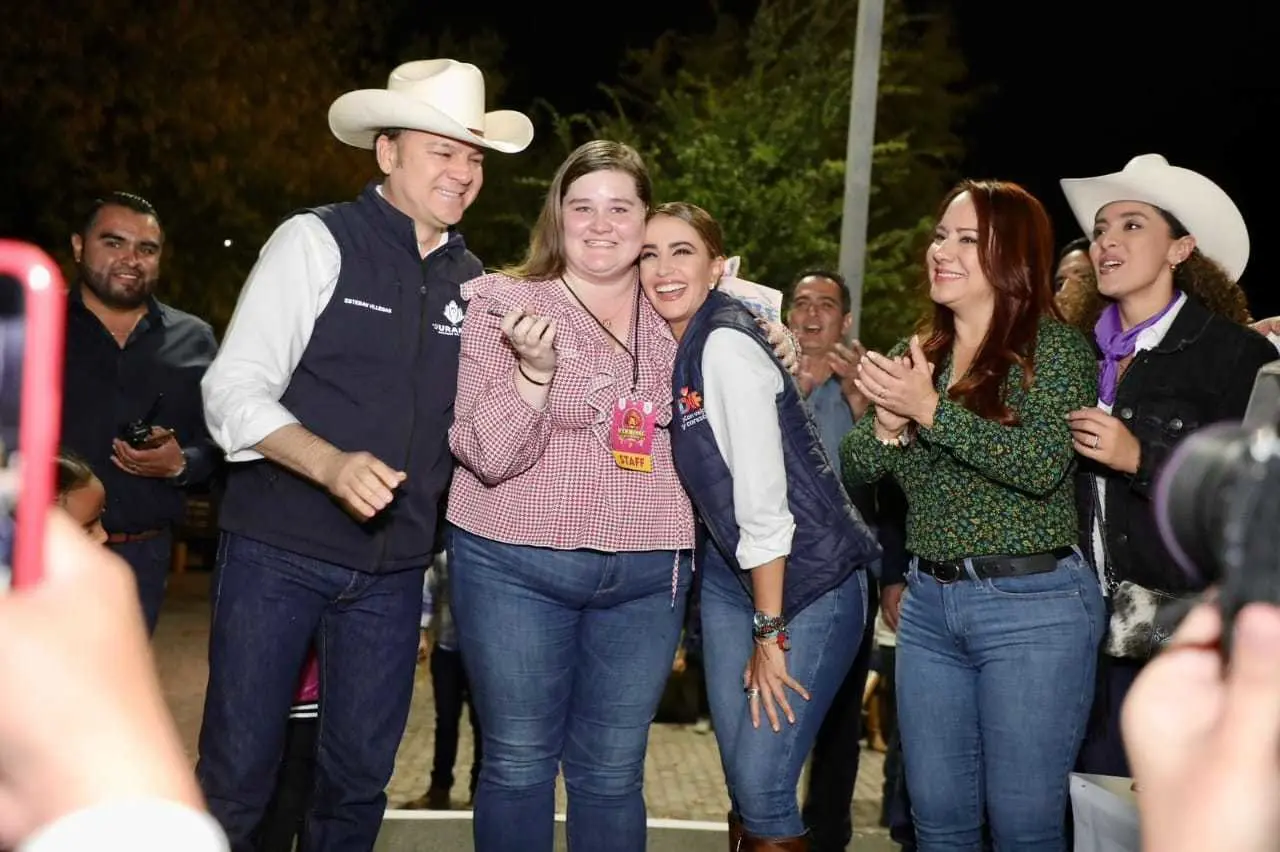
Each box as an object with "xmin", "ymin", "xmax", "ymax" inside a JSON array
[{"xmin": 837, "ymin": 0, "xmax": 884, "ymax": 340}]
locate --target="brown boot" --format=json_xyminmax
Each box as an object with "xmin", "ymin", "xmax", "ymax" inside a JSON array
[
  {"xmin": 728, "ymin": 811, "xmax": 743, "ymax": 851},
  {"xmin": 740, "ymin": 830, "xmax": 810, "ymax": 851}
]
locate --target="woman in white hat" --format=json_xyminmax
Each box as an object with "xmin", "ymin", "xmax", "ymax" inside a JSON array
[{"xmin": 1061, "ymin": 154, "xmax": 1278, "ymax": 777}]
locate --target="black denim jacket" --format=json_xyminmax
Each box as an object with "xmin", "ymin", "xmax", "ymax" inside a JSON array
[{"xmin": 1075, "ymin": 296, "xmax": 1278, "ymax": 593}]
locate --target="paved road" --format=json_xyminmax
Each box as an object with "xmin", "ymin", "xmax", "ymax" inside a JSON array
[{"xmin": 155, "ymin": 570, "xmax": 895, "ymax": 849}]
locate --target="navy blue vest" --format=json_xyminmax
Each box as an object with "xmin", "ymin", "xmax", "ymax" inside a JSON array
[
  {"xmin": 219, "ymin": 182, "xmax": 483, "ymax": 572},
  {"xmin": 669, "ymin": 290, "xmax": 880, "ymax": 618}
]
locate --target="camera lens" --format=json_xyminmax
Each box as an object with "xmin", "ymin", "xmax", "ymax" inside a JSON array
[{"xmin": 1154, "ymin": 422, "xmax": 1252, "ymax": 586}]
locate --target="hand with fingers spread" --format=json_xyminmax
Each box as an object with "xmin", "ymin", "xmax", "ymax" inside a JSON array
[
  {"xmin": 316, "ymin": 450, "xmax": 406, "ymax": 520},
  {"xmin": 1067, "ymin": 407, "xmax": 1141, "ymax": 474},
  {"xmin": 744, "ymin": 631, "xmax": 810, "ymax": 733},
  {"xmin": 1123, "ymin": 602, "xmax": 1280, "ymax": 852},
  {"xmin": 500, "ymin": 308, "xmax": 558, "ymax": 383}
]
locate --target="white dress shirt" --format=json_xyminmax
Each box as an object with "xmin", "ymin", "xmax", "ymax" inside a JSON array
[
  {"xmin": 201, "ymin": 189, "xmax": 448, "ymax": 462},
  {"xmin": 701, "ymin": 327, "xmax": 796, "ymax": 569}
]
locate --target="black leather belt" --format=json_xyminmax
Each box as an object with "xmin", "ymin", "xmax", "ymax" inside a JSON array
[{"xmin": 917, "ymin": 546, "xmax": 1075, "ymax": 584}]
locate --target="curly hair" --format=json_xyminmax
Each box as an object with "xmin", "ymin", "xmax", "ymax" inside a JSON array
[
  {"xmin": 1174, "ymin": 249, "xmax": 1252, "ymax": 323},
  {"xmin": 1063, "ymin": 208, "xmax": 1254, "ymax": 335}
]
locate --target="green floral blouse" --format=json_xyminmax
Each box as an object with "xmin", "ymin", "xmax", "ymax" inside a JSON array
[{"xmin": 841, "ymin": 318, "xmax": 1097, "ymax": 562}]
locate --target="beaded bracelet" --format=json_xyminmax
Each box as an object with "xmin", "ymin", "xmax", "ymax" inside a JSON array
[
  {"xmin": 752, "ymin": 612, "xmax": 791, "ymax": 651},
  {"xmin": 754, "ymin": 628, "xmax": 791, "ymax": 652},
  {"xmin": 877, "ymin": 430, "xmax": 910, "ymax": 448}
]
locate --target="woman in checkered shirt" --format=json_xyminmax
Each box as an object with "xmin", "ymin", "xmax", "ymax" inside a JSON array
[{"xmin": 445, "ymin": 140, "xmax": 796, "ymax": 852}]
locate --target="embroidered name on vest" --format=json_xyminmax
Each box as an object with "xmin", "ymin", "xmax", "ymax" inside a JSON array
[{"xmin": 343, "ymin": 297, "xmax": 392, "ymax": 315}]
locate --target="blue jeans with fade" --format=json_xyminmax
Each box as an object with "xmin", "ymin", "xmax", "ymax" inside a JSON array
[
  {"xmin": 895, "ymin": 550, "xmax": 1105, "ymax": 852},
  {"xmin": 448, "ymin": 528, "xmax": 692, "ymax": 852},
  {"xmin": 700, "ymin": 556, "xmax": 867, "ymax": 838}
]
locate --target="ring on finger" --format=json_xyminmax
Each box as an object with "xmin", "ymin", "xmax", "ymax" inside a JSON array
[
  {"xmin": 1092, "ymin": 434, "xmax": 1100, "ymax": 449},
  {"xmin": 746, "ymin": 687, "xmax": 760, "ymax": 699}
]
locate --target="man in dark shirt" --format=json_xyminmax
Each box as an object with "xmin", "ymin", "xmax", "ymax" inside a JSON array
[{"xmin": 61, "ymin": 191, "xmax": 219, "ymax": 634}]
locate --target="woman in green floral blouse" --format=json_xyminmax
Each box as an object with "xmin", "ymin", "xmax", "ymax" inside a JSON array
[{"xmin": 841, "ymin": 179, "xmax": 1104, "ymax": 852}]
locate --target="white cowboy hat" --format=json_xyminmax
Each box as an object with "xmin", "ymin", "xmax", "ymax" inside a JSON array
[
  {"xmin": 328, "ymin": 59, "xmax": 534, "ymax": 154},
  {"xmin": 1060, "ymin": 154, "xmax": 1249, "ymax": 281}
]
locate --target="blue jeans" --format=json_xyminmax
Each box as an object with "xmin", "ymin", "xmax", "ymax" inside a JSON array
[
  {"xmin": 449, "ymin": 528, "xmax": 691, "ymax": 852},
  {"xmin": 108, "ymin": 528, "xmax": 172, "ymax": 635},
  {"xmin": 196, "ymin": 533, "xmax": 424, "ymax": 852},
  {"xmin": 701, "ymin": 558, "xmax": 867, "ymax": 838},
  {"xmin": 896, "ymin": 550, "xmax": 1105, "ymax": 852}
]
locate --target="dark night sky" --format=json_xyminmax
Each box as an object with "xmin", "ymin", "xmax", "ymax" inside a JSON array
[
  {"xmin": 419, "ymin": 0, "xmax": 1279, "ymax": 318},
  {"xmin": 953, "ymin": 2, "xmax": 1279, "ymax": 318}
]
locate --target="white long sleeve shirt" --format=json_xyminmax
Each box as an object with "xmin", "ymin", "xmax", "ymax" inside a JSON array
[
  {"xmin": 201, "ymin": 191, "xmax": 447, "ymax": 462},
  {"xmin": 21, "ymin": 800, "xmax": 228, "ymax": 852},
  {"xmin": 701, "ymin": 328, "xmax": 796, "ymax": 568}
]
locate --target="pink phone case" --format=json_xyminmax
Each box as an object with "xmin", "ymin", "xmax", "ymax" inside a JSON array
[{"xmin": 0, "ymin": 240, "xmax": 68, "ymax": 589}]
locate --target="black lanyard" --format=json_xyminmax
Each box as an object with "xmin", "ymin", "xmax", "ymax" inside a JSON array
[{"xmin": 562, "ymin": 276, "xmax": 641, "ymax": 392}]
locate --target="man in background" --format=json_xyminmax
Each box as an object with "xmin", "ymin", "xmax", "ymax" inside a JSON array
[
  {"xmin": 789, "ymin": 270, "xmax": 909, "ymax": 852},
  {"xmin": 61, "ymin": 191, "xmax": 219, "ymax": 633}
]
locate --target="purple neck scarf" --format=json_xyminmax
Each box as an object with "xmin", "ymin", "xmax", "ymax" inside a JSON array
[{"xmin": 1094, "ymin": 292, "xmax": 1182, "ymax": 406}]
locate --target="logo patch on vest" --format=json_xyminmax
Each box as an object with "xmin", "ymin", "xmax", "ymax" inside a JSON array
[
  {"xmin": 343, "ymin": 297, "xmax": 393, "ymax": 315},
  {"xmin": 432, "ymin": 299, "xmax": 466, "ymax": 337},
  {"xmin": 678, "ymin": 386, "xmax": 707, "ymax": 431}
]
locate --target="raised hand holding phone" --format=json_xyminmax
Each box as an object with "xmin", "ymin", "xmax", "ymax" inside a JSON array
[{"xmin": 0, "ymin": 241, "xmax": 67, "ymax": 591}]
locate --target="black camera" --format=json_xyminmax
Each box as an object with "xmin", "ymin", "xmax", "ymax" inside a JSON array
[
  {"xmin": 1155, "ymin": 361, "xmax": 1280, "ymax": 660},
  {"xmin": 118, "ymin": 393, "xmax": 164, "ymax": 449}
]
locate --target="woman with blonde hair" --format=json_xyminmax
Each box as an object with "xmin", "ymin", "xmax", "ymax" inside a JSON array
[{"xmin": 447, "ymin": 141, "xmax": 796, "ymax": 852}]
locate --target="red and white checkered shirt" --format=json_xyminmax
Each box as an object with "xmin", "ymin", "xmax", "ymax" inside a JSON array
[{"xmin": 447, "ymin": 273, "xmax": 696, "ymax": 552}]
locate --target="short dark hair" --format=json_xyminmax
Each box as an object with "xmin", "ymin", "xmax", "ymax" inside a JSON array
[
  {"xmin": 56, "ymin": 450, "xmax": 97, "ymax": 498},
  {"xmin": 791, "ymin": 269, "xmax": 850, "ymax": 314},
  {"xmin": 80, "ymin": 191, "xmax": 162, "ymax": 239},
  {"xmin": 1058, "ymin": 236, "xmax": 1090, "ymax": 262}
]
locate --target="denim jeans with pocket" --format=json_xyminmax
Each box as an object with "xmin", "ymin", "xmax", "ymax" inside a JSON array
[
  {"xmin": 449, "ymin": 527, "xmax": 691, "ymax": 852},
  {"xmin": 896, "ymin": 550, "xmax": 1105, "ymax": 851},
  {"xmin": 196, "ymin": 533, "xmax": 423, "ymax": 852},
  {"xmin": 700, "ymin": 556, "xmax": 867, "ymax": 838}
]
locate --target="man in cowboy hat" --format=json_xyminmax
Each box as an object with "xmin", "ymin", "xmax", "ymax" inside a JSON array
[{"xmin": 197, "ymin": 59, "xmax": 533, "ymax": 851}]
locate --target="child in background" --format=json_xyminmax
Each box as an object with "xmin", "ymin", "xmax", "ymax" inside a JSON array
[
  {"xmin": 257, "ymin": 650, "xmax": 319, "ymax": 852},
  {"xmin": 56, "ymin": 452, "xmax": 107, "ymax": 545}
]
